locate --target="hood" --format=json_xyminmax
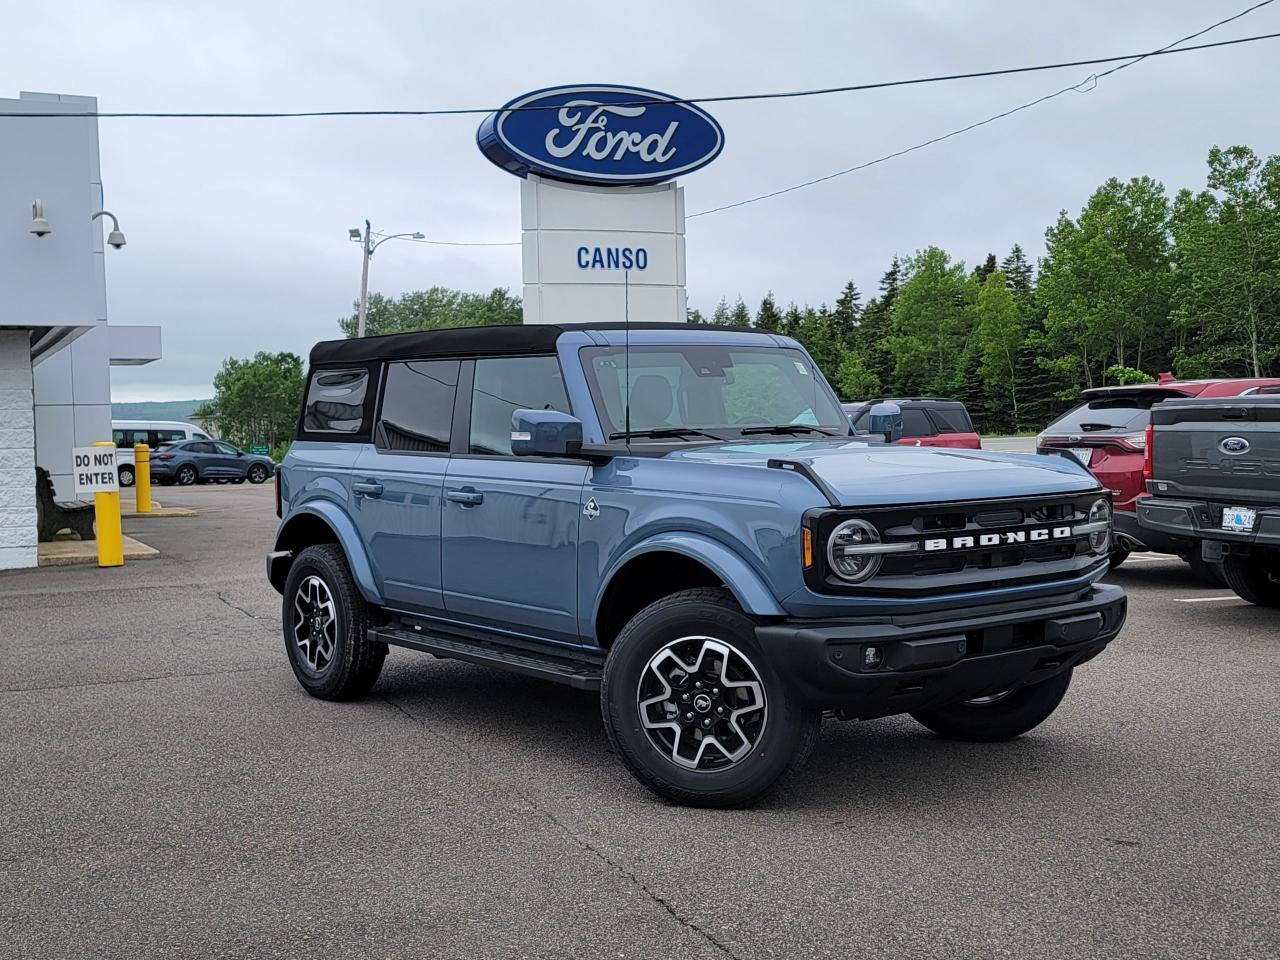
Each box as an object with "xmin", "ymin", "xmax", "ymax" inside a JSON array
[{"xmin": 666, "ymin": 440, "xmax": 1098, "ymax": 506}]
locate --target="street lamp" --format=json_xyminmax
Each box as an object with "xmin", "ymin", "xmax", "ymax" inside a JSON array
[{"xmin": 349, "ymin": 220, "xmax": 425, "ymax": 338}]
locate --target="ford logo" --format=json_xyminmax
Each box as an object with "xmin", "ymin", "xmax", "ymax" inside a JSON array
[
  {"xmin": 1219, "ymin": 436, "xmax": 1251, "ymax": 454},
  {"xmin": 477, "ymin": 84, "xmax": 724, "ymax": 186}
]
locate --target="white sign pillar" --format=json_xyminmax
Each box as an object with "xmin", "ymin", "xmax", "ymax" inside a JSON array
[{"xmin": 520, "ymin": 175, "xmax": 687, "ymax": 325}]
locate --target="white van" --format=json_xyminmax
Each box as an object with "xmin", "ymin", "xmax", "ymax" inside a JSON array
[{"xmin": 112, "ymin": 420, "xmax": 213, "ymax": 486}]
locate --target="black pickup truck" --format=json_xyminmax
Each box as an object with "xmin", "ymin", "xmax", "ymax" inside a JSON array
[{"xmin": 1137, "ymin": 396, "xmax": 1280, "ymax": 606}]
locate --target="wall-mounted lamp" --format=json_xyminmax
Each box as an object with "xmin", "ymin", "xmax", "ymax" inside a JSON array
[
  {"xmin": 29, "ymin": 200, "xmax": 51, "ymax": 237},
  {"xmin": 91, "ymin": 210, "xmax": 127, "ymax": 249}
]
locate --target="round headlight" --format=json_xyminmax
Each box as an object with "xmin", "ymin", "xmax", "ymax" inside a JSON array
[
  {"xmin": 1088, "ymin": 498, "xmax": 1112, "ymax": 554},
  {"xmin": 828, "ymin": 519, "xmax": 883, "ymax": 583}
]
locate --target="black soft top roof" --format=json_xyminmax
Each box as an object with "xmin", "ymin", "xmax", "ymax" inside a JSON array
[{"xmin": 308, "ymin": 322, "xmax": 764, "ymax": 366}]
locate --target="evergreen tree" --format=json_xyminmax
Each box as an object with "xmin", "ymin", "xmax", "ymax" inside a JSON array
[
  {"xmin": 972, "ymin": 253, "xmax": 998, "ymax": 284},
  {"xmin": 831, "ymin": 280, "xmax": 862, "ymax": 345},
  {"xmin": 710, "ymin": 297, "xmax": 732, "ymax": 325},
  {"xmin": 729, "ymin": 297, "xmax": 752, "ymax": 327},
  {"xmin": 755, "ymin": 292, "xmax": 783, "ymax": 332}
]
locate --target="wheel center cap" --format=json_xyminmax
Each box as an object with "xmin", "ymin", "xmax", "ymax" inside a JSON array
[{"xmin": 692, "ymin": 693, "xmax": 713, "ymax": 713}]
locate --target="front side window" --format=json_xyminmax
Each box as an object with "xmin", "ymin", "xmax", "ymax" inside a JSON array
[
  {"xmin": 214, "ymin": 441, "xmax": 239, "ymax": 455},
  {"xmin": 581, "ymin": 345, "xmax": 848, "ymax": 440},
  {"xmin": 469, "ymin": 356, "xmax": 570, "ymax": 455},
  {"xmin": 303, "ymin": 367, "xmax": 370, "ymax": 435},
  {"xmin": 379, "ymin": 360, "xmax": 459, "ymax": 453}
]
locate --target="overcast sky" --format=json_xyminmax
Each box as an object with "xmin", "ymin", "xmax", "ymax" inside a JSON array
[{"xmin": 6, "ymin": 0, "xmax": 1278, "ymax": 400}]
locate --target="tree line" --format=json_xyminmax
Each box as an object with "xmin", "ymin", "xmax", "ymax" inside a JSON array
[
  {"xmin": 202, "ymin": 143, "xmax": 1278, "ymax": 447},
  {"xmin": 694, "ymin": 144, "xmax": 1280, "ymax": 433}
]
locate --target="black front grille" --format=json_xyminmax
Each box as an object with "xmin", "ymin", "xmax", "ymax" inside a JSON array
[{"xmin": 805, "ymin": 492, "xmax": 1106, "ymax": 598}]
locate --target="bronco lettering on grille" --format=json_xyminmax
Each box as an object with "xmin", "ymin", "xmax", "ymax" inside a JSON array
[{"xmin": 923, "ymin": 526, "xmax": 1073, "ymax": 552}]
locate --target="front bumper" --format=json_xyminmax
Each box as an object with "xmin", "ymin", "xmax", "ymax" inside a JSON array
[
  {"xmin": 1137, "ymin": 497, "xmax": 1280, "ymax": 549},
  {"xmin": 755, "ymin": 584, "xmax": 1126, "ymax": 719}
]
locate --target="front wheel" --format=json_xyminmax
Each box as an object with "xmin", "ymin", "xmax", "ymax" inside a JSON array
[
  {"xmin": 282, "ymin": 544, "xmax": 386, "ymax": 699},
  {"xmin": 601, "ymin": 588, "xmax": 820, "ymax": 807},
  {"xmin": 1221, "ymin": 552, "xmax": 1280, "ymax": 607},
  {"xmin": 118, "ymin": 464, "xmax": 135, "ymax": 487},
  {"xmin": 1107, "ymin": 545, "xmax": 1130, "ymax": 571},
  {"xmin": 247, "ymin": 463, "xmax": 270, "ymax": 484},
  {"xmin": 910, "ymin": 670, "xmax": 1073, "ymax": 742}
]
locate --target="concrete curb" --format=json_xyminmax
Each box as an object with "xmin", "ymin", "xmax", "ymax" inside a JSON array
[{"xmin": 38, "ymin": 535, "xmax": 160, "ymax": 566}]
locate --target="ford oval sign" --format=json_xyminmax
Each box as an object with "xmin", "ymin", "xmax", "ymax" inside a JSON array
[{"xmin": 477, "ymin": 84, "xmax": 724, "ymax": 186}]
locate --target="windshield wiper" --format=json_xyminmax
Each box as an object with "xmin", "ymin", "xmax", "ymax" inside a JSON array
[
  {"xmin": 739, "ymin": 424, "xmax": 843, "ymax": 437},
  {"xmin": 608, "ymin": 427, "xmax": 725, "ymax": 441},
  {"xmin": 1077, "ymin": 422, "xmax": 1120, "ymax": 432}
]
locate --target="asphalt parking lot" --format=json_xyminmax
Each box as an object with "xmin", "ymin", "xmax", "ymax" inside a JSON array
[{"xmin": 2, "ymin": 485, "xmax": 1277, "ymax": 960}]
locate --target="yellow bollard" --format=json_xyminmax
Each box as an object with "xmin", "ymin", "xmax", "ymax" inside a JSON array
[
  {"xmin": 93, "ymin": 440, "xmax": 124, "ymax": 567},
  {"xmin": 134, "ymin": 442, "xmax": 152, "ymax": 514}
]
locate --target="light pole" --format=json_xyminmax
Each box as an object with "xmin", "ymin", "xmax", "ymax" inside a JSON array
[{"xmin": 350, "ymin": 221, "xmax": 424, "ymax": 338}]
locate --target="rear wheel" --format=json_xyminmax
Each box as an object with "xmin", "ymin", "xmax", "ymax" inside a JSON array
[
  {"xmin": 1221, "ymin": 552, "xmax": 1280, "ymax": 607},
  {"xmin": 176, "ymin": 464, "xmax": 197, "ymax": 485},
  {"xmin": 601, "ymin": 588, "xmax": 820, "ymax": 808},
  {"xmin": 282, "ymin": 544, "xmax": 386, "ymax": 699},
  {"xmin": 910, "ymin": 670, "xmax": 1073, "ymax": 742},
  {"xmin": 1187, "ymin": 553, "xmax": 1227, "ymax": 588},
  {"xmin": 118, "ymin": 464, "xmax": 135, "ymax": 487}
]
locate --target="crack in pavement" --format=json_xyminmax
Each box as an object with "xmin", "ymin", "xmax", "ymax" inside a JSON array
[
  {"xmin": 0, "ymin": 664, "xmax": 270, "ymax": 696},
  {"xmin": 378, "ymin": 693, "xmax": 745, "ymax": 960},
  {"xmin": 216, "ymin": 591, "xmax": 269, "ymax": 621}
]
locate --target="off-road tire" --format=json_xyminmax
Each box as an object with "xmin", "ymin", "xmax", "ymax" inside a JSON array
[
  {"xmin": 910, "ymin": 670, "xmax": 1073, "ymax": 742},
  {"xmin": 1222, "ymin": 552, "xmax": 1280, "ymax": 607},
  {"xmin": 118, "ymin": 464, "xmax": 135, "ymax": 487},
  {"xmin": 1187, "ymin": 553, "xmax": 1227, "ymax": 588},
  {"xmin": 601, "ymin": 587, "xmax": 821, "ymax": 808},
  {"xmin": 282, "ymin": 544, "xmax": 386, "ymax": 700},
  {"xmin": 1108, "ymin": 546, "xmax": 1130, "ymax": 572}
]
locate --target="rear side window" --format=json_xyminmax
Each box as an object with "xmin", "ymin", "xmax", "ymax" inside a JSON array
[
  {"xmin": 301, "ymin": 367, "xmax": 372, "ymax": 438},
  {"xmin": 378, "ymin": 360, "xmax": 459, "ymax": 453},
  {"xmin": 187, "ymin": 441, "xmax": 216, "ymax": 454},
  {"xmin": 899, "ymin": 408, "xmax": 936, "ymax": 438},
  {"xmin": 928, "ymin": 405, "xmax": 973, "ymax": 433},
  {"xmin": 469, "ymin": 356, "xmax": 570, "ymax": 456}
]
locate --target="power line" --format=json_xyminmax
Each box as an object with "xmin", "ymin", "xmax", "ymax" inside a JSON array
[
  {"xmin": 0, "ymin": 28, "xmax": 1275, "ymax": 119},
  {"xmin": 689, "ymin": 0, "xmax": 1276, "ymax": 218}
]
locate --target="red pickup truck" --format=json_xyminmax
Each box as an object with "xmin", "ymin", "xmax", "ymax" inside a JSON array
[
  {"xmin": 843, "ymin": 398, "xmax": 982, "ymax": 449},
  {"xmin": 1037, "ymin": 374, "xmax": 1280, "ymax": 579}
]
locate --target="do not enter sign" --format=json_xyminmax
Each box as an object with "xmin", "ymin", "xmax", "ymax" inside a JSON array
[{"xmin": 73, "ymin": 445, "xmax": 119, "ymax": 494}]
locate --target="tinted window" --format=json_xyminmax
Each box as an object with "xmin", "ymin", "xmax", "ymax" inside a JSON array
[
  {"xmin": 1045, "ymin": 395, "xmax": 1170, "ymax": 434},
  {"xmin": 928, "ymin": 405, "xmax": 973, "ymax": 433},
  {"xmin": 214, "ymin": 442, "xmax": 239, "ymax": 455},
  {"xmin": 470, "ymin": 356, "xmax": 570, "ymax": 455},
  {"xmin": 303, "ymin": 367, "xmax": 369, "ymax": 434},
  {"xmin": 113, "ymin": 429, "xmax": 128, "ymax": 447},
  {"xmin": 379, "ymin": 360, "xmax": 459, "ymax": 453},
  {"xmin": 186, "ymin": 441, "xmax": 217, "ymax": 454},
  {"xmin": 900, "ymin": 408, "xmax": 936, "ymax": 437}
]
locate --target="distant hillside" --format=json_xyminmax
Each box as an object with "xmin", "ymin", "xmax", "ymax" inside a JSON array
[{"xmin": 112, "ymin": 400, "xmax": 211, "ymax": 422}]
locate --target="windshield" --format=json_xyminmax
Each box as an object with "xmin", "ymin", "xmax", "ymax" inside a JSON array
[
  {"xmin": 1044, "ymin": 394, "xmax": 1174, "ymax": 434},
  {"xmin": 580, "ymin": 344, "xmax": 850, "ymax": 440}
]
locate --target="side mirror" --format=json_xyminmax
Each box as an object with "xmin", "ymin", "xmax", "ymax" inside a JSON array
[
  {"xmin": 867, "ymin": 402, "xmax": 903, "ymax": 444},
  {"xmin": 511, "ymin": 409, "xmax": 585, "ymax": 458}
]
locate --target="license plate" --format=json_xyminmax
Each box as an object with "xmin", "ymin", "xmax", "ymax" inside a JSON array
[
  {"xmin": 1068, "ymin": 447, "xmax": 1093, "ymax": 467},
  {"xmin": 1221, "ymin": 506, "xmax": 1257, "ymax": 533}
]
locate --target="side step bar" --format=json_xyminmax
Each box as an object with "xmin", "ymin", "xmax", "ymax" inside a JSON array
[{"xmin": 368, "ymin": 621, "xmax": 604, "ymax": 691}]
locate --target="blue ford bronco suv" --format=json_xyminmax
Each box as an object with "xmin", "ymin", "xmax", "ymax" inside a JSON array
[{"xmin": 269, "ymin": 322, "xmax": 1126, "ymax": 806}]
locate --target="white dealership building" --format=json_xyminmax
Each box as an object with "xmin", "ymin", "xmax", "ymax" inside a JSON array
[{"xmin": 0, "ymin": 91, "xmax": 161, "ymax": 569}]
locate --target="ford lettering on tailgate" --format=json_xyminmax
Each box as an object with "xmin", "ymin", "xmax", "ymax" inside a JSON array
[{"xmin": 477, "ymin": 84, "xmax": 724, "ymax": 185}]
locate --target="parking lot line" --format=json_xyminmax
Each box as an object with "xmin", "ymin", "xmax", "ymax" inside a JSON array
[{"xmin": 1172, "ymin": 595, "xmax": 1242, "ymax": 603}]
